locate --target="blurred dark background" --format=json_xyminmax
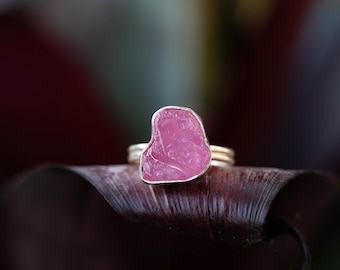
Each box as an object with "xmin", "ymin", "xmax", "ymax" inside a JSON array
[{"xmin": 1, "ymin": 0, "xmax": 340, "ymax": 268}]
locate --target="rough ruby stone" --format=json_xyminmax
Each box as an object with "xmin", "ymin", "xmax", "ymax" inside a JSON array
[{"xmin": 141, "ymin": 107, "xmax": 211, "ymax": 184}]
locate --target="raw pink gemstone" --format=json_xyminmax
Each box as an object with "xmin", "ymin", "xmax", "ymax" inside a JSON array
[{"xmin": 141, "ymin": 106, "xmax": 211, "ymax": 184}]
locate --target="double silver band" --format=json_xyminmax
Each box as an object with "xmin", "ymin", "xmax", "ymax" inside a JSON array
[{"xmin": 128, "ymin": 143, "xmax": 235, "ymax": 166}]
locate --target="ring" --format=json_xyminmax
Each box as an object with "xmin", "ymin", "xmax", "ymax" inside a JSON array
[{"xmin": 128, "ymin": 106, "xmax": 235, "ymax": 184}]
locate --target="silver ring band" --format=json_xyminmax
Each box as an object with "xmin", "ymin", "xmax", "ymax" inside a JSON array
[{"xmin": 128, "ymin": 143, "xmax": 235, "ymax": 166}]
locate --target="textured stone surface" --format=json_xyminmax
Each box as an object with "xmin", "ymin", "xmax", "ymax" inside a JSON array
[{"xmin": 141, "ymin": 107, "xmax": 211, "ymax": 183}]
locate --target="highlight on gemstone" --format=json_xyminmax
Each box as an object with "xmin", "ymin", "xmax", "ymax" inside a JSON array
[{"xmin": 140, "ymin": 106, "xmax": 211, "ymax": 184}]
